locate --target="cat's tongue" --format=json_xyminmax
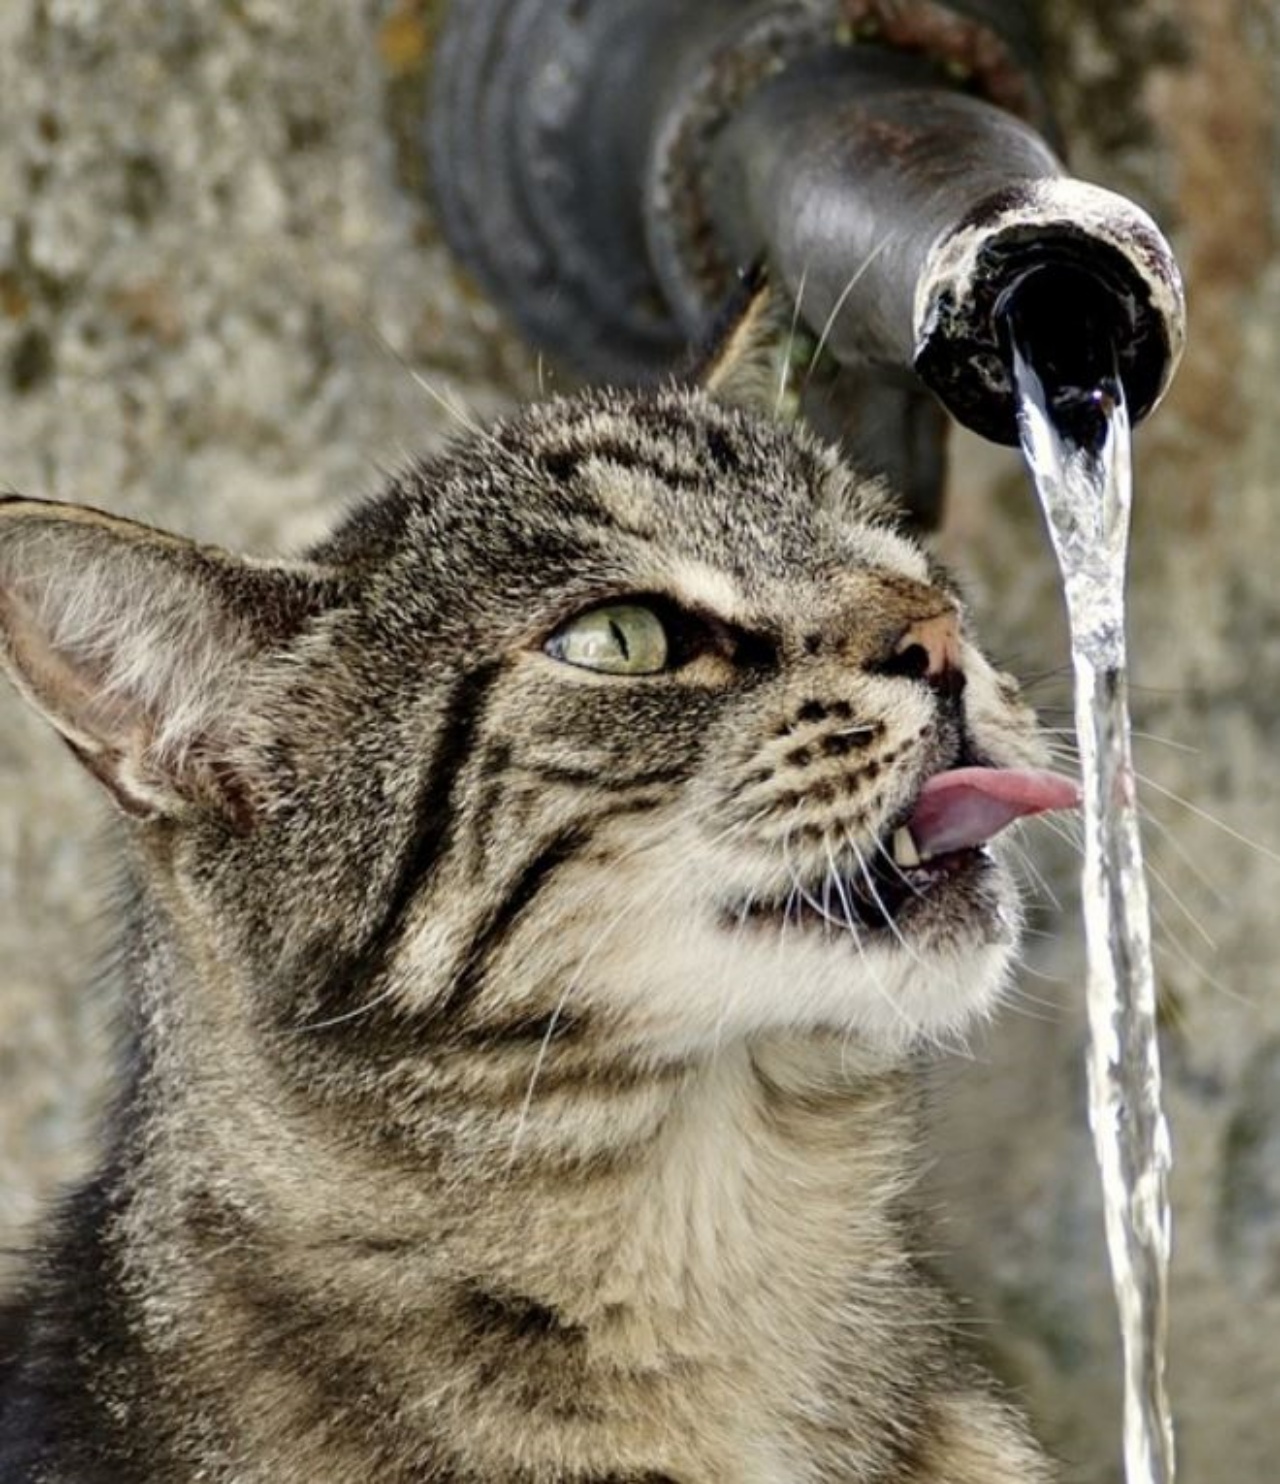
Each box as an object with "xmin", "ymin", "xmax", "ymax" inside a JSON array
[{"xmin": 907, "ymin": 767, "xmax": 1080, "ymax": 858}]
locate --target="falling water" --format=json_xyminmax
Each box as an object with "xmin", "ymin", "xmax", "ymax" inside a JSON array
[{"xmin": 1005, "ymin": 275, "xmax": 1175, "ymax": 1484}]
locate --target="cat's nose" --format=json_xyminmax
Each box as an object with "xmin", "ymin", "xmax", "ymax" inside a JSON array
[{"xmin": 882, "ymin": 611, "xmax": 966, "ymax": 699}]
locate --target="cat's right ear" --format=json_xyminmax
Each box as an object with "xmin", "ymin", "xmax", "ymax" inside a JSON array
[
  {"xmin": 684, "ymin": 262, "xmax": 783, "ymax": 410},
  {"xmin": 0, "ymin": 496, "xmax": 334, "ymax": 828}
]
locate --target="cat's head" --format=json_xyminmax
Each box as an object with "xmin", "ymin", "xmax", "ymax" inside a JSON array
[{"xmin": 0, "ymin": 345, "xmax": 1065, "ymax": 1099}]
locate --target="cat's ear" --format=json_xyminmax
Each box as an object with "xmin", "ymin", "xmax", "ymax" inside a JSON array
[
  {"xmin": 0, "ymin": 496, "xmax": 332, "ymax": 827},
  {"xmin": 685, "ymin": 263, "xmax": 783, "ymax": 410}
]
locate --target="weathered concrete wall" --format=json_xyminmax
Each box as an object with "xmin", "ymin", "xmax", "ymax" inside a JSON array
[{"xmin": 0, "ymin": 3, "xmax": 1276, "ymax": 1480}]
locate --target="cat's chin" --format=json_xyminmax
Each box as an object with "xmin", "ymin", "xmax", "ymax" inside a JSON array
[
  {"xmin": 581, "ymin": 848, "xmax": 1022, "ymax": 1060},
  {"xmin": 723, "ymin": 847, "xmax": 1021, "ymax": 1054}
]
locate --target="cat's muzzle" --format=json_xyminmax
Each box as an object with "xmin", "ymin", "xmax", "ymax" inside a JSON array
[{"xmin": 737, "ymin": 837, "xmax": 995, "ymax": 941}]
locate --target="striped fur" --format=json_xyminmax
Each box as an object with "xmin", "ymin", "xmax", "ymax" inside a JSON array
[{"xmin": 0, "ymin": 386, "xmax": 1054, "ymax": 1480}]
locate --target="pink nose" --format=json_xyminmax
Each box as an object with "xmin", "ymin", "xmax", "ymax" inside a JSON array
[{"xmin": 892, "ymin": 611, "xmax": 964, "ymax": 687}]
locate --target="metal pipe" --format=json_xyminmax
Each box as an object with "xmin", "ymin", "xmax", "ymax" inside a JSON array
[
  {"xmin": 427, "ymin": 0, "xmax": 1055, "ymax": 386},
  {"xmin": 427, "ymin": 0, "xmax": 1185, "ymax": 511},
  {"xmin": 700, "ymin": 50, "xmax": 1184, "ymax": 444}
]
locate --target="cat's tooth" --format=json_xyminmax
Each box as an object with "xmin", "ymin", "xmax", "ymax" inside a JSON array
[{"xmin": 892, "ymin": 827, "xmax": 921, "ymax": 869}]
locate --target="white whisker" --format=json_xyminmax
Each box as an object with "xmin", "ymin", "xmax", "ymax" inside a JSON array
[
  {"xmin": 1135, "ymin": 771, "xmax": 1280, "ymax": 866},
  {"xmin": 803, "ymin": 238, "xmax": 892, "ymax": 388},
  {"xmin": 775, "ymin": 265, "xmax": 809, "ymax": 418}
]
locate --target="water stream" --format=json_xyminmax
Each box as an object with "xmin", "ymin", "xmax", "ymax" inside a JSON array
[{"xmin": 1007, "ymin": 290, "xmax": 1176, "ymax": 1484}]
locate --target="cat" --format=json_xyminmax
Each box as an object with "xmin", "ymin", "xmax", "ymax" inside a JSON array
[{"xmin": 0, "ymin": 295, "xmax": 1070, "ymax": 1481}]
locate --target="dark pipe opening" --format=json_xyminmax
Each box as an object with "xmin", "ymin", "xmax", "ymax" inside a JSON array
[
  {"xmin": 914, "ymin": 191, "xmax": 1179, "ymax": 446},
  {"xmin": 997, "ymin": 265, "xmax": 1127, "ymax": 456}
]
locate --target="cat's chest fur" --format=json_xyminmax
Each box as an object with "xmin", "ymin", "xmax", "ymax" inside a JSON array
[
  {"xmin": 0, "ymin": 364, "xmax": 1057, "ymax": 1480},
  {"xmin": 107, "ymin": 1043, "xmax": 919, "ymax": 1482}
]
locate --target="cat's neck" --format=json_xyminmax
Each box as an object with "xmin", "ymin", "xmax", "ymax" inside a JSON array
[
  {"xmin": 568, "ymin": 1041, "xmax": 918, "ymax": 1358},
  {"xmin": 127, "ymin": 1018, "xmax": 919, "ymax": 1341}
]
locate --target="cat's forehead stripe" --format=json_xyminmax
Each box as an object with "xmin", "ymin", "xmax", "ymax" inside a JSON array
[
  {"xmin": 577, "ymin": 463, "xmax": 665, "ymax": 540},
  {"xmin": 533, "ymin": 398, "xmax": 931, "ymax": 582}
]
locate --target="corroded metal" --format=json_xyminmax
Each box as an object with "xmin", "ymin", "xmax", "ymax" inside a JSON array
[
  {"xmin": 916, "ymin": 179, "xmax": 1186, "ymax": 444},
  {"xmin": 646, "ymin": 0, "xmax": 1054, "ymax": 329}
]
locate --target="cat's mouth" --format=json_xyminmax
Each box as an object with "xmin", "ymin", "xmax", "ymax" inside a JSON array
[{"xmin": 733, "ymin": 767, "xmax": 1079, "ymax": 939}]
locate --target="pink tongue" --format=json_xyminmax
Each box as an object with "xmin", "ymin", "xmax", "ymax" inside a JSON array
[{"xmin": 908, "ymin": 768, "xmax": 1081, "ymax": 857}]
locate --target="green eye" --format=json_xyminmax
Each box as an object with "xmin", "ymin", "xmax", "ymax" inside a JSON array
[{"xmin": 545, "ymin": 603, "xmax": 670, "ymax": 675}]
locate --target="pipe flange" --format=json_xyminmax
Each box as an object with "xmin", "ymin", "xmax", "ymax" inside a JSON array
[
  {"xmin": 428, "ymin": 0, "xmax": 690, "ymax": 382},
  {"xmin": 839, "ymin": 1, "xmax": 1046, "ymax": 123}
]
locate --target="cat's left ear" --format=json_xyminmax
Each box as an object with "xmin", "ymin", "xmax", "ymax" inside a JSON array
[
  {"xmin": 0, "ymin": 496, "xmax": 334, "ymax": 828},
  {"xmin": 685, "ymin": 263, "xmax": 783, "ymax": 410}
]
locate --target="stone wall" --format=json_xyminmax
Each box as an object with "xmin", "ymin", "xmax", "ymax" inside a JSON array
[{"xmin": 1, "ymin": 2, "xmax": 1276, "ymax": 1479}]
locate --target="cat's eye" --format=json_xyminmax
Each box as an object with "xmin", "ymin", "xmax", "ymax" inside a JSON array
[{"xmin": 545, "ymin": 603, "xmax": 670, "ymax": 675}]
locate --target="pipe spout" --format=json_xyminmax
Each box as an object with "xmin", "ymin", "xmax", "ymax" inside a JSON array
[{"xmin": 914, "ymin": 177, "xmax": 1185, "ymax": 445}]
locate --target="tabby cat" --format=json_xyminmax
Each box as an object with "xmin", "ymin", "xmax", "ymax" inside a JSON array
[{"xmin": 0, "ymin": 300, "xmax": 1071, "ymax": 1480}]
